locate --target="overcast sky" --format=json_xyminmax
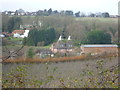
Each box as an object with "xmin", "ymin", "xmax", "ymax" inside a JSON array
[{"xmin": 1, "ymin": 0, "xmax": 119, "ymax": 15}]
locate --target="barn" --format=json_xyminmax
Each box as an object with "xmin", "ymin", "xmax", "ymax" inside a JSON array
[{"xmin": 80, "ymin": 44, "xmax": 118, "ymax": 55}]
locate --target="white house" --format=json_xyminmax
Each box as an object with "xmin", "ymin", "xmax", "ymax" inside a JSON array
[
  {"xmin": 20, "ymin": 30, "xmax": 30, "ymax": 38},
  {"xmin": 12, "ymin": 30, "xmax": 30, "ymax": 38},
  {"xmin": 13, "ymin": 33, "xmax": 21, "ymax": 38}
]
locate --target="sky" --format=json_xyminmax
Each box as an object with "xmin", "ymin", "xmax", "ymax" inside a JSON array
[{"xmin": 1, "ymin": 0, "xmax": 120, "ymax": 15}]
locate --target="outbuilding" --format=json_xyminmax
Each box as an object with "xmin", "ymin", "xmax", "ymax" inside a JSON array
[{"xmin": 80, "ymin": 44, "xmax": 118, "ymax": 55}]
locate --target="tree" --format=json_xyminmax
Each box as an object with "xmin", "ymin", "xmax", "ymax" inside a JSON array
[
  {"xmin": 7, "ymin": 17, "xmax": 22, "ymax": 33},
  {"xmin": 27, "ymin": 48, "xmax": 35, "ymax": 58},
  {"xmin": 53, "ymin": 10, "xmax": 58, "ymax": 14},
  {"xmin": 65, "ymin": 10, "xmax": 73, "ymax": 16},
  {"xmin": 2, "ymin": 13, "xmax": 9, "ymax": 32},
  {"xmin": 48, "ymin": 8, "xmax": 52, "ymax": 15},
  {"xmin": 87, "ymin": 30, "xmax": 111, "ymax": 44},
  {"xmin": 102, "ymin": 12, "xmax": 109, "ymax": 17},
  {"xmin": 89, "ymin": 13, "xmax": 95, "ymax": 17},
  {"xmin": 26, "ymin": 28, "xmax": 56, "ymax": 46},
  {"xmin": 26, "ymin": 30, "xmax": 38, "ymax": 46},
  {"xmin": 108, "ymin": 27, "xmax": 117, "ymax": 43},
  {"xmin": 75, "ymin": 11, "xmax": 80, "ymax": 17}
]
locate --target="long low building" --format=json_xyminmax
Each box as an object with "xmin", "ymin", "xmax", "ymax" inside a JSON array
[{"xmin": 80, "ymin": 44, "xmax": 118, "ymax": 55}]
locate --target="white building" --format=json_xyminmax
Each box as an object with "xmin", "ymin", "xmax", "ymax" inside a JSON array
[
  {"xmin": 12, "ymin": 30, "xmax": 30, "ymax": 38},
  {"xmin": 13, "ymin": 33, "xmax": 21, "ymax": 38},
  {"xmin": 20, "ymin": 30, "xmax": 30, "ymax": 38}
]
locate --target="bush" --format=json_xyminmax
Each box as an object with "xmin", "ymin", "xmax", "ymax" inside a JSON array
[
  {"xmin": 27, "ymin": 48, "xmax": 35, "ymax": 58},
  {"xmin": 87, "ymin": 30, "xmax": 111, "ymax": 44}
]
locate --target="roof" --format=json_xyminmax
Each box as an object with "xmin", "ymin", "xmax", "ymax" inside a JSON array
[
  {"xmin": 2, "ymin": 32, "xmax": 9, "ymax": 34},
  {"xmin": 2, "ymin": 32, "xmax": 11, "ymax": 36},
  {"xmin": 12, "ymin": 30, "xmax": 25, "ymax": 34},
  {"xmin": 81, "ymin": 44, "xmax": 118, "ymax": 48}
]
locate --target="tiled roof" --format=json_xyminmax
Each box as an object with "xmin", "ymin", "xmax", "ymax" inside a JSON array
[{"xmin": 12, "ymin": 30, "xmax": 25, "ymax": 34}]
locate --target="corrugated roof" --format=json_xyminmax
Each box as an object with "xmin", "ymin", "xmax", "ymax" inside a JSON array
[{"xmin": 81, "ymin": 44, "xmax": 118, "ymax": 48}]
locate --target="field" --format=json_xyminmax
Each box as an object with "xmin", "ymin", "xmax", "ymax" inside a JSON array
[
  {"xmin": 76, "ymin": 17, "xmax": 117, "ymax": 22},
  {"xmin": 2, "ymin": 56, "xmax": 118, "ymax": 88}
]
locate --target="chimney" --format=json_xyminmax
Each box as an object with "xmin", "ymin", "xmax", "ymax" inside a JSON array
[
  {"xmin": 58, "ymin": 35, "xmax": 62, "ymax": 41},
  {"xmin": 68, "ymin": 36, "xmax": 71, "ymax": 40}
]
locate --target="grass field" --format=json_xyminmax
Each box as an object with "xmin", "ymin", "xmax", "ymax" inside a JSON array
[
  {"xmin": 2, "ymin": 56, "xmax": 118, "ymax": 88},
  {"xmin": 76, "ymin": 17, "xmax": 117, "ymax": 22}
]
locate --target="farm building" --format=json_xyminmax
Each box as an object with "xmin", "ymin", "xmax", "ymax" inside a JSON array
[
  {"xmin": 12, "ymin": 30, "xmax": 25, "ymax": 35},
  {"xmin": 12, "ymin": 30, "xmax": 29, "ymax": 38},
  {"xmin": 50, "ymin": 35, "xmax": 74, "ymax": 53},
  {"xmin": 80, "ymin": 44, "xmax": 118, "ymax": 55}
]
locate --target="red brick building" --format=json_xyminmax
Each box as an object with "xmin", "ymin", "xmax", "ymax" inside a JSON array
[
  {"xmin": 80, "ymin": 44, "xmax": 118, "ymax": 55},
  {"xmin": 50, "ymin": 36, "xmax": 74, "ymax": 53}
]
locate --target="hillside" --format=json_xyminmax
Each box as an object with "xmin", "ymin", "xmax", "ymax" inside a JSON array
[{"xmin": 2, "ymin": 15, "xmax": 118, "ymax": 44}]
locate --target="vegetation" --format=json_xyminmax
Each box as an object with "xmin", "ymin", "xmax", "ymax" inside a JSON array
[
  {"xmin": 1, "ymin": 9, "xmax": 118, "ymax": 88},
  {"xmin": 7, "ymin": 17, "xmax": 22, "ymax": 33},
  {"xmin": 25, "ymin": 28, "xmax": 56, "ymax": 46},
  {"xmin": 2, "ymin": 57, "xmax": 118, "ymax": 88},
  {"xmin": 2, "ymin": 65, "xmax": 42, "ymax": 88},
  {"xmin": 86, "ymin": 30, "xmax": 111, "ymax": 44},
  {"xmin": 27, "ymin": 48, "xmax": 35, "ymax": 58},
  {"xmin": 4, "ymin": 52, "xmax": 118, "ymax": 63},
  {"xmin": 2, "ymin": 14, "xmax": 118, "ymax": 45}
]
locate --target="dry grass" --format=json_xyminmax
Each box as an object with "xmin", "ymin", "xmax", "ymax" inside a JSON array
[
  {"xmin": 4, "ymin": 55, "xmax": 87, "ymax": 63},
  {"xmin": 3, "ymin": 52, "xmax": 118, "ymax": 63}
]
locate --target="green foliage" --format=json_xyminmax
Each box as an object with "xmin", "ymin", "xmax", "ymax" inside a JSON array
[
  {"xmin": 7, "ymin": 17, "xmax": 22, "ymax": 33},
  {"xmin": 22, "ymin": 37, "xmax": 27, "ymax": 45},
  {"xmin": 102, "ymin": 12, "xmax": 110, "ymax": 17},
  {"xmin": 116, "ymin": 42, "xmax": 120, "ymax": 48},
  {"xmin": 2, "ymin": 65, "xmax": 42, "ymax": 88},
  {"xmin": 75, "ymin": 11, "xmax": 80, "ymax": 17},
  {"xmin": 48, "ymin": 8, "xmax": 52, "ymax": 15},
  {"xmin": 57, "ymin": 59, "xmax": 118, "ymax": 88},
  {"xmin": 82, "ymin": 60, "xmax": 118, "ymax": 88},
  {"xmin": 27, "ymin": 48, "xmax": 35, "ymax": 58},
  {"xmin": 87, "ymin": 30, "xmax": 111, "ymax": 44},
  {"xmin": 2, "ymin": 16, "xmax": 118, "ymax": 44},
  {"xmin": 26, "ymin": 28, "xmax": 56, "ymax": 46},
  {"xmin": 2, "ymin": 58, "xmax": 119, "ymax": 88},
  {"xmin": 2, "ymin": 14, "xmax": 10, "ymax": 32}
]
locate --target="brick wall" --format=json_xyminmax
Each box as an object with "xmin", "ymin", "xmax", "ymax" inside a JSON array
[{"xmin": 81, "ymin": 47, "xmax": 118, "ymax": 55}]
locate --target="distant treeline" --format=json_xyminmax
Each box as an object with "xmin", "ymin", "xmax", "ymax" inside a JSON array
[{"xmin": 2, "ymin": 8, "xmax": 111, "ymax": 18}]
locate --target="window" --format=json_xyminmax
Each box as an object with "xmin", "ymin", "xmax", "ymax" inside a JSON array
[
  {"xmin": 60, "ymin": 44, "xmax": 64, "ymax": 47},
  {"xmin": 69, "ymin": 45, "xmax": 72, "ymax": 47}
]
